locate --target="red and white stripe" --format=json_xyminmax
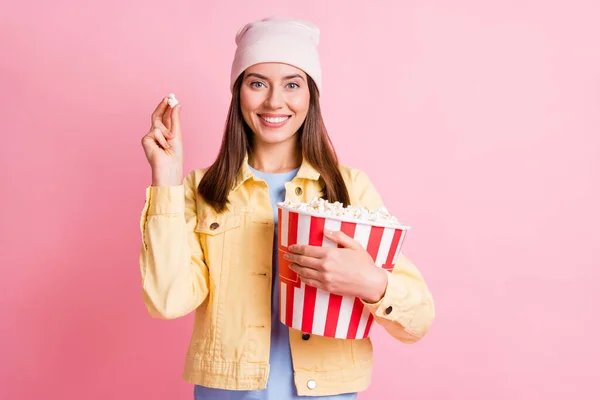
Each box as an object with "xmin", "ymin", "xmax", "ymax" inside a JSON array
[{"xmin": 278, "ymin": 208, "xmax": 407, "ymax": 339}]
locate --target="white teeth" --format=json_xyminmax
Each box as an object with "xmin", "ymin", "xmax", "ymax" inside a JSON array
[{"xmin": 261, "ymin": 116, "xmax": 289, "ymax": 123}]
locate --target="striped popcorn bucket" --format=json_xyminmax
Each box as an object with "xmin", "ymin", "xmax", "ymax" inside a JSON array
[{"xmin": 277, "ymin": 206, "xmax": 410, "ymax": 339}]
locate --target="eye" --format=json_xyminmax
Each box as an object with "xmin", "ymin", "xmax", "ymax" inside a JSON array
[
  {"xmin": 250, "ymin": 81, "xmax": 266, "ymax": 88},
  {"xmin": 287, "ymin": 82, "xmax": 300, "ymax": 89}
]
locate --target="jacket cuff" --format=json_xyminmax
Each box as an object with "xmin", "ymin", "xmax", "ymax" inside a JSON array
[
  {"xmin": 146, "ymin": 185, "xmax": 185, "ymax": 215},
  {"xmin": 361, "ymin": 270, "xmax": 410, "ymax": 322}
]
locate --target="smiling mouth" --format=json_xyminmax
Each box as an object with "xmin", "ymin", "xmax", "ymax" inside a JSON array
[{"xmin": 259, "ymin": 115, "xmax": 291, "ymax": 123}]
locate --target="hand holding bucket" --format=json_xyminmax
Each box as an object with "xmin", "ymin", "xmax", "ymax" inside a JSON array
[{"xmin": 277, "ymin": 204, "xmax": 409, "ymax": 339}]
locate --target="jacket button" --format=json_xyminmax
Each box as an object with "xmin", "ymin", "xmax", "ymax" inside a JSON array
[
  {"xmin": 295, "ymin": 187, "xmax": 303, "ymax": 196},
  {"xmin": 307, "ymin": 379, "xmax": 317, "ymax": 390},
  {"xmin": 209, "ymin": 222, "xmax": 220, "ymax": 230},
  {"xmin": 385, "ymin": 306, "xmax": 393, "ymax": 315},
  {"xmin": 302, "ymin": 333, "xmax": 311, "ymax": 341}
]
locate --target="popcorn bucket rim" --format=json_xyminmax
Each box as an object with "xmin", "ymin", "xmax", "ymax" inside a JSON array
[{"xmin": 276, "ymin": 203, "xmax": 411, "ymax": 230}]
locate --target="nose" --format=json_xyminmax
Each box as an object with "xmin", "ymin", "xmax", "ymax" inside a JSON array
[{"xmin": 264, "ymin": 87, "xmax": 284, "ymax": 109}]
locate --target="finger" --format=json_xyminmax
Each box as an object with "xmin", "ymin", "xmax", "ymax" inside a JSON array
[
  {"xmin": 299, "ymin": 277, "xmax": 325, "ymax": 291},
  {"xmin": 152, "ymin": 119, "xmax": 174, "ymax": 141},
  {"xmin": 284, "ymin": 252, "xmax": 321, "ymax": 269},
  {"xmin": 290, "ymin": 264, "xmax": 325, "ymax": 289},
  {"xmin": 323, "ymin": 230, "xmax": 361, "ymax": 249},
  {"xmin": 171, "ymin": 104, "xmax": 182, "ymax": 137},
  {"xmin": 162, "ymin": 104, "xmax": 173, "ymax": 131},
  {"xmin": 151, "ymin": 97, "xmax": 170, "ymax": 125},
  {"xmin": 288, "ymin": 244, "xmax": 329, "ymax": 258},
  {"xmin": 152, "ymin": 127, "xmax": 171, "ymax": 149}
]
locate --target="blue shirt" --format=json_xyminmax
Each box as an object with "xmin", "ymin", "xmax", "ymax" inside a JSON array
[{"xmin": 194, "ymin": 166, "xmax": 357, "ymax": 400}]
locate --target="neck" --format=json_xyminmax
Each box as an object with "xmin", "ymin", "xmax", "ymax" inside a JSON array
[{"xmin": 248, "ymin": 140, "xmax": 302, "ymax": 173}]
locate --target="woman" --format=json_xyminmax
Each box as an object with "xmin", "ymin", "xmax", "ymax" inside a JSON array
[{"xmin": 140, "ymin": 17, "xmax": 434, "ymax": 399}]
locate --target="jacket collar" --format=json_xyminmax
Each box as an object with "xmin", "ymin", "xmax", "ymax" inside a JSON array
[{"xmin": 231, "ymin": 153, "xmax": 320, "ymax": 192}]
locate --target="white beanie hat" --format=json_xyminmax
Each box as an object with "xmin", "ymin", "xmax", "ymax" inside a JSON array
[{"xmin": 230, "ymin": 17, "xmax": 322, "ymax": 93}]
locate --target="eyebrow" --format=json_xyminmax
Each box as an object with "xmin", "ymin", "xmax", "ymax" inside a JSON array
[{"xmin": 245, "ymin": 72, "xmax": 306, "ymax": 82}]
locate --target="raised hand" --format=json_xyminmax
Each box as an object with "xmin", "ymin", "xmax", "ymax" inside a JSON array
[{"xmin": 141, "ymin": 96, "xmax": 184, "ymax": 186}]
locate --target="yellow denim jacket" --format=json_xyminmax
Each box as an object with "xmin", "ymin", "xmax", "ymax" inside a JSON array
[{"xmin": 139, "ymin": 158, "xmax": 435, "ymax": 396}]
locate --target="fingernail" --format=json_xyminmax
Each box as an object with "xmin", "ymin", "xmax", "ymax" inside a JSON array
[
  {"xmin": 324, "ymin": 230, "xmax": 333, "ymax": 236},
  {"xmin": 283, "ymin": 253, "xmax": 290, "ymax": 260}
]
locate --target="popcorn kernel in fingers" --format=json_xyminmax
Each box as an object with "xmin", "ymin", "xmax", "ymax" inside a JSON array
[{"xmin": 168, "ymin": 93, "xmax": 179, "ymax": 108}]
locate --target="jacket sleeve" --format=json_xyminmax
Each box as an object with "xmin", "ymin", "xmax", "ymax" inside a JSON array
[
  {"xmin": 139, "ymin": 171, "xmax": 210, "ymax": 319},
  {"xmin": 352, "ymin": 169, "xmax": 435, "ymax": 344}
]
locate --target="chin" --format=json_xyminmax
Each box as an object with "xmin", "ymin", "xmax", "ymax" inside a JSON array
[
  {"xmin": 253, "ymin": 129, "xmax": 296, "ymax": 145},
  {"xmin": 260, "ymin": 134, "xmax": 295, "ymax": 145}
]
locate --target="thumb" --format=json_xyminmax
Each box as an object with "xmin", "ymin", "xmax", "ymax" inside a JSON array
[{"xmin": 323, "ymin": 230, "xmax": 360, "ymax": 249}]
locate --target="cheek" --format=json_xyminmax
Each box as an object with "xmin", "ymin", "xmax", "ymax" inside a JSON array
[
  {"xmin": 240, "ymin": 91, "xmax": 258, "ymax": 122},
  {"xmin": 289, "ymin": 94, "xmax": 310, "ymax": 116}
]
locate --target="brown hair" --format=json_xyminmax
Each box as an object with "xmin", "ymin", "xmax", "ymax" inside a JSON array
[{"xmin": 198, "ymin": 74, "xmax": 350, "ymax": 213}]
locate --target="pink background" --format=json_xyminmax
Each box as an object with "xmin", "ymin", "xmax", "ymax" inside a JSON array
[{"xmin": 2, "ymin": 0, "xmax": 599, "ymax": 399}]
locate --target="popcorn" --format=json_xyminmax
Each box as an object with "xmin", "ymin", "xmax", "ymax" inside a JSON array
[
  {"xmin": 277, "ymin": 197, "xmax": 404, "ymax": 227},
  {"xmin": 167, "ymin": 93, "xmax": 179, "ymax": 108}
]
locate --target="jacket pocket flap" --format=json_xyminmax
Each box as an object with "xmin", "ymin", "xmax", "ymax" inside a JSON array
[{"xmin": 194, "ymin": 210, "xmax": 241, "ymax": 235}]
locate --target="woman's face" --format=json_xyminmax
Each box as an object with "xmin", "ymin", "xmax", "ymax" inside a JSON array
[{"xmin": 240, "ymin": 63, "xmax": 310, "ymax": 147}]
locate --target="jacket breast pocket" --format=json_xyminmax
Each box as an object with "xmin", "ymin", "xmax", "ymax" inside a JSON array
[{"xmin": 194, "ymin": 210, "xmax": 242, "ymax": 272}]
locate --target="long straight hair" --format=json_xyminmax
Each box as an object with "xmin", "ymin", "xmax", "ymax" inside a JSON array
[{"xmin": 198, "ymin": 74, "xmax": 350, "ymax": 213}]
